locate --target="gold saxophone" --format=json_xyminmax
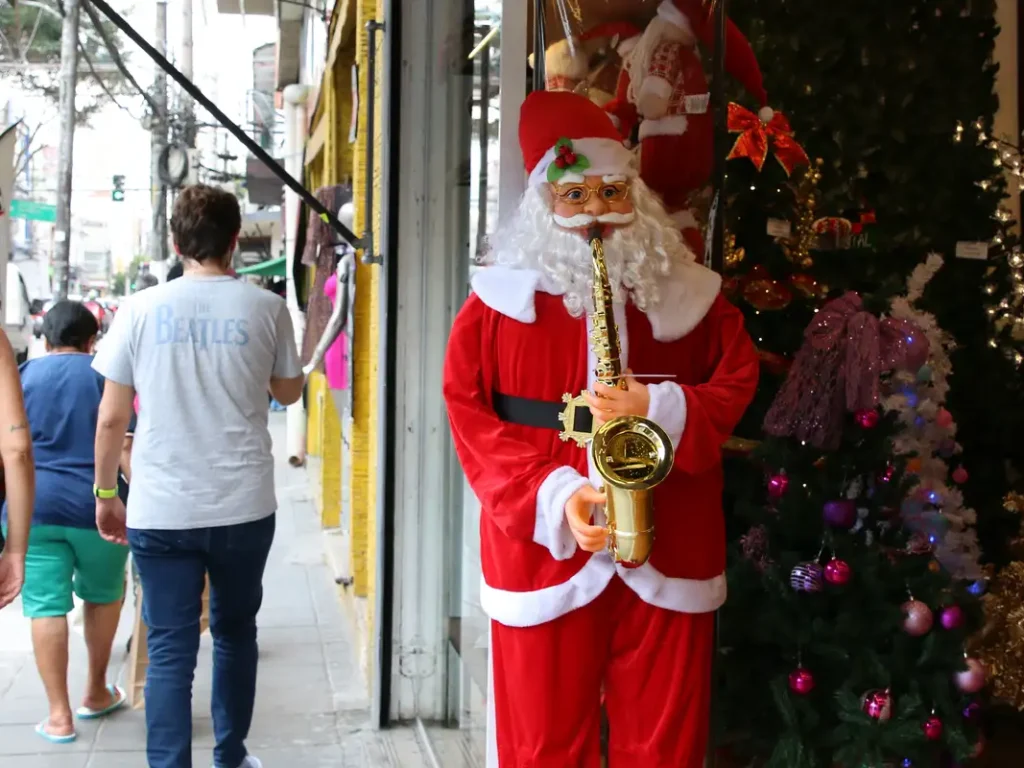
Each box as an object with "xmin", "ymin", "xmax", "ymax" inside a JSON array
[{"xmin": 582, "ymin": 226, "xmax": 674, "ymax": 566}]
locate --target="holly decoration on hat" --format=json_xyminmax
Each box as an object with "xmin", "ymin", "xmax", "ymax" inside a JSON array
[{"xmin": 547, "ymin": 138, "xmax": 591, "ymax": 183}]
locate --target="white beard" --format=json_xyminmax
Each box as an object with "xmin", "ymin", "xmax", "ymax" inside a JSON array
[{"xmin": 483, "ymin": 178, "xmax": 695, "ymax": 318}]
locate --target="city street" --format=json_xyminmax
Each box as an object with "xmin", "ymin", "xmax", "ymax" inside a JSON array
[{"xmin": 0, "ymin": 415, "xmax": 432, "ymax": 767}]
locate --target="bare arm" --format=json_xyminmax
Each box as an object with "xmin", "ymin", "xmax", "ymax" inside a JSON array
[
  {"xmin": 96, "ymin": 381, "xmax": 135, "ymax": 493},
  {"xmin": 0, "ymin": 330, "xmax": 33, "ymax": 556},
  {"xmin": 269, "ymin": 376, "xmax": 305, "ymax": 406}
]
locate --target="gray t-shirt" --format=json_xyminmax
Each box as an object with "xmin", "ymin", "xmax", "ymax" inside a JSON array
[{"xmin": 92, "ymin": 275, "xmax": 302, "ymax": 530}]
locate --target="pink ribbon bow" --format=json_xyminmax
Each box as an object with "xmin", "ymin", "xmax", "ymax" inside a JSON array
[{"xmin": 763, "ymin": 292, "xmax": 928, "ymax": 450}]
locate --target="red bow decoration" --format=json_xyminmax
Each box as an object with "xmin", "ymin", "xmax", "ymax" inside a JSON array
[
  {"xmin": 727, "ymin": 103, "xmax": 810, "ymax": 176},
  {"xmin": 723, "ymin": 265, "xmax": 828, "ymax": 312}
]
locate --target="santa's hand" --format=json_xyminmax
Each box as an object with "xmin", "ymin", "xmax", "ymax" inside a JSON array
[
  {"xmin": 637, "ymin": 77, "xmax": 671, "ymax": 119},
  {"xmin": 565, "ymin": 485, "xmax": 608, "ymax": 553},
  {"xmin": 582, "ymin": 371, "xmax": 651, "ymax": 427}
]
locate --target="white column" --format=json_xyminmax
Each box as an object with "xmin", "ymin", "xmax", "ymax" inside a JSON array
[{"xmin": 283, "ymin": 84, "xmax": 311, "ymax": 465}]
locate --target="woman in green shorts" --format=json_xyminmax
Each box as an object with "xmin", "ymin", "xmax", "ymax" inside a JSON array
[{"xmin": 1, "ymin": 301, "xmax": 130, "ymax": 743}]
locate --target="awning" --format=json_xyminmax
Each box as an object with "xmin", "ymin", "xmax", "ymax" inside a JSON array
[{"xmin": 236, "ymin": 256, "xmax": 286, "ymax": 277}]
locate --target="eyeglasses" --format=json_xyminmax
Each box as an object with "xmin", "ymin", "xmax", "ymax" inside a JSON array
[{"xmin": 550, "ymin": 181, "xmax": 631, "ymax": 207}]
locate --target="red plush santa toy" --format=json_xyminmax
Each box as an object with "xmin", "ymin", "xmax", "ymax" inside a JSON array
[
  {"xmin": 605, "ymin": 0, "xmax": 771, "ymax": 256},
  {"xmin": 443, "ymin": 90, "xmax": 759, "ymax": 767}
]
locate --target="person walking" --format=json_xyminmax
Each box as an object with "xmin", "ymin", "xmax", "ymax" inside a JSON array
[
  {"xmin": 0, "ymin": 326, "xmax": 34, "ymax": 609},
  {"xmin": 91, "ymin": 184, "xmax": 304, "ymax": 768},
  {"xmin": 2, "ymin": 302, "xmax": 129, "ymax": 743}
]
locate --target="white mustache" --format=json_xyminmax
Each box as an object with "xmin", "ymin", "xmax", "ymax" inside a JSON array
[{"xmin": 552, "ymin": 210, "xmax": 636, "ymax": 229}]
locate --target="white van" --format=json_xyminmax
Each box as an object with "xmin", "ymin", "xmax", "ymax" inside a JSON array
[{"xmin": 4, "ymin": 262, "xmax": 33, "ymax": 363}]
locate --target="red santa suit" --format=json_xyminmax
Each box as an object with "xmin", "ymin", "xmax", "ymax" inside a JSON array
[
  {"xmin": 443, "ymin": 91, "xmax": 759, "ymax": 767},
  {"xmin": 605, "ymin": 0, "xmax": 772, "ymax": 259}
]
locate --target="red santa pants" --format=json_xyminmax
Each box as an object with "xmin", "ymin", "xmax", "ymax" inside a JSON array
[
  {"xmin": 489, "ymin": 577, "xmax": 715, "ymax": 767},
  {"xmin": 639, "ymin": 132, "xmax": 713, "ymax": 212}
]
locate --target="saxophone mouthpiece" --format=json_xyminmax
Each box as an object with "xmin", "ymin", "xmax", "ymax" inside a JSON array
[{"xmin": 587, "ymin": 224, "xmax": 604, "ymax": 245}]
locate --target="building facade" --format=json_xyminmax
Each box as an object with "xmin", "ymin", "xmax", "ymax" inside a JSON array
[{"xmin": 281, "ymin": 0, "xmax": 1023, "ymax": 763}]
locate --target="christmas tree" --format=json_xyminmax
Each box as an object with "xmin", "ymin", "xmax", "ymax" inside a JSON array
[{"xmin": 709, "ymin": 2, "xmax": 1014, "ymax": 764}]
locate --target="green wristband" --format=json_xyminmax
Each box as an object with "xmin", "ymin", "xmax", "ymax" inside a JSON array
[{"xmin": 93, "ymin": 484, "xmax": 118, "ymax": 500}]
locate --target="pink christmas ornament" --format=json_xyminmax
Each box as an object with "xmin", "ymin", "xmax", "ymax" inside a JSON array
[
  {"xmin": 767, "ymin": 472, "xmax": 789, "ymax": 501},
  {"xmin": 902, "ymin": 599, "xmax": 934, "ymax": 636},
  {"xmin": 935, "ymin": 408, "xmax": 954, "ymax": 429},
  {"xmin": 856, "ymin": 408, "xmax": 880, "ymax": 429},
  {"xmin": 955, "ymin": 658, "xmax": 986, "ymax": 693},
  {"xmin": 861, "ymin": 689, "xmax": 893, "ymax": 721},
  {"xmin": 939, "ymin": 605, "xmax": 965, "ymax": 630},
  {"xmin": 922, "ymin": 715, "xmax": 944, "ymax": 740},
  {"xmin": 952, "ymin": 466, "xmax": 968, "ymax": 484},
  {"xmin": 824, "ymin": 558, "xmax": 852, "ymax": 586},
  {"xmin": 973, "ymin": 733, "xmax": 987, "ymax": 758},
  {"xmin": 788, "ymin": 667, "xmax": 815, "ymax": 695}
]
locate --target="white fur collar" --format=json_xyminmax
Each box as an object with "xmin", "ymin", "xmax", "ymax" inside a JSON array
[{"xmin": 470, "ymin": 262, "xmax": 721, "ymax": 342}]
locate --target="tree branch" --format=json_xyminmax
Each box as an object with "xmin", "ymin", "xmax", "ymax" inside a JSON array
[
  {"xmin": 78, "ymin": 39, "xmax": 135, "ymax": 118},
  {"xmin": 81, "ymin": 0, "xmax": 162, "ymax": 119},
  {"xmin": 23, "ymin": 4, "xmax": 46, "ymax": 61},
  {"xmin": 12, "ymin": 122, "xmax": 46, "ymax": 179}
]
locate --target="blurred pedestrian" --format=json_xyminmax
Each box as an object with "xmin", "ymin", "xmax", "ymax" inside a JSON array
[
  {"xmin": 0, "ymin": 327, "xmax": 34, "ymax": 609},
  {"xmin": 91, "ymin": 184, "xmax": 304, "ymax": 768},
  {"xmin": 4, "ymin": 302, "xmax": 129, "ymax": 743}
]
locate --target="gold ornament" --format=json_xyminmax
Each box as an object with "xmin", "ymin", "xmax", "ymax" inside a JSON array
[
  {"xmin": 724, "ymin": 230, "xmax": 745, "ymax": 270},
  {"xmin": 968, "ymin": 499, "xmax": 1024, "ymax": 709},
  {"xmin": 780, "ymin": 159, "xmax": 823, "ymax": 269},
  {"xmin": 970, "ymin": 561, "xmax": 1024, "ymax": 710}
]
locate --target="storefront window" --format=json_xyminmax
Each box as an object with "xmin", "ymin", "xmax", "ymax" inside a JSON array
[{"xmin": 445, "ymin": 0, "xmax": 504, "ymax": 756}]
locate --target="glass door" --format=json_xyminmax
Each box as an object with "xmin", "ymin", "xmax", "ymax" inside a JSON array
[{"xmin": 444, "ymin": 0, "xmax": 507, "ymax": 757}]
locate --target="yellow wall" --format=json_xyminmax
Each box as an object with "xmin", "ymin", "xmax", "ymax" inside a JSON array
[
  {"xmin": 304, "ymin": 3, "xmax": 358, "ymax": 532},
  {"xmin": 302, "ymin": 0, "xmax": 383, "ymax": 667}
]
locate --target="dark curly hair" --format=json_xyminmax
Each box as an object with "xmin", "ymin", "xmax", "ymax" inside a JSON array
[{"xmin": 170, "ymin": 184, "xmax": 242, "ymax": 264}]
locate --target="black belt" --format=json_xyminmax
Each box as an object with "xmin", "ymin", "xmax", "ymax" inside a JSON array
[{"xmin": 493, "ymin": 392, "xmax": 593, "ymax": 435}]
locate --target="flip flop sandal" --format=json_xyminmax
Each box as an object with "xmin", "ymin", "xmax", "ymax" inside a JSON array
[
  {"xmin": 35, "ymin": 720, "xmax": 77, "ymax": 744},
  {"xmin": 75, "ymin": 684, "xmax": 127, "ymax": 720}
]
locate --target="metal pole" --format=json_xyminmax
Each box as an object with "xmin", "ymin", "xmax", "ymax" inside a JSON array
[
  {"xmin": 708, "ymin": 8, "xmax": 726, "ymax": 766},
  {"xmin": 710, "ymin": 0, "xmax": 727, "ymax": 275},
  {"xmin": 531, "ymin": 0, "xmax": 546, "ymax": 92},
  {"xmin": 150, "ymin": 0, "xmax": 169, "ymax": 264},
  {"xmin": 53, "ymin": 0, "xmax": 81, "ymax": 300},
  {"xmin": 181, "ymin": 0, "xmax": 195, "ymax": 147},
  {"xmin": 282, "ymin": 84, "xmax": 309, "ymax": 466}
]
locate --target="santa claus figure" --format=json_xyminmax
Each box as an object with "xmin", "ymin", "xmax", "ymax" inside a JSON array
[
  {"xmin": 443, "ymin": 90, "xmax": 759, "ymax": 767},
  {"xmin": 605, "ymin": 0, "xmax": 771, "ymax": 255},
  {"xmin": 541, "ymin": 22, "xmax": 641, "ymax": 107}
]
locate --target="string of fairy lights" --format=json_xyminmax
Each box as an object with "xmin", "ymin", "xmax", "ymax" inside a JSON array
[{"xmin": 954, "ymin": 119, "xmax": 1024, "ymax": 366}]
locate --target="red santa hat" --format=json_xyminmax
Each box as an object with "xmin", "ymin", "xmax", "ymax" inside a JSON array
[
  {"xmin": 662, "ymin": 0, "xmax": 773, "ymax": 122},
  {"xmin": 579, "ymin": 21, "xmax": 643, "ymax": 58},
  {"xmin": 520, "ymin": 90, "xmax": 635, "ymax": 189}
]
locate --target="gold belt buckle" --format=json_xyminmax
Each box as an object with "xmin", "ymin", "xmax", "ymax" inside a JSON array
[{"xmin": 558, "ymin": 392, "xmax": 593, "ymax": 448}]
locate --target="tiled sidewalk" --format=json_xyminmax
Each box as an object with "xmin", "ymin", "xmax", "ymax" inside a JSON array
[{"xmin": 0, "ymin": 415, "xmax": 430, "ymax": 767}]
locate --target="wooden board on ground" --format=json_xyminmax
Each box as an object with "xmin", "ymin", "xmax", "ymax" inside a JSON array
[{"xmin": 126, "ymin": 576, "xmax": 210, "ymax": 709}]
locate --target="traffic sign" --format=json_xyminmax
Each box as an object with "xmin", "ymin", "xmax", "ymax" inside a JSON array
[{"xmin": 9, "ymin": 199, "xmax": 57, "ymax": 223}]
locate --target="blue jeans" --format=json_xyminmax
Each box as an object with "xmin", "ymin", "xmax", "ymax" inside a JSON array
[{"xmin": 128, "ymin": 514, "xmax": 276, "ymax": 768}]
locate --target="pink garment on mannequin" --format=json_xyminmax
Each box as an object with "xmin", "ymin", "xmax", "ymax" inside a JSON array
[{"xmin": 322, "ymin": 273, "xmax": 349, "ymax": 390}]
